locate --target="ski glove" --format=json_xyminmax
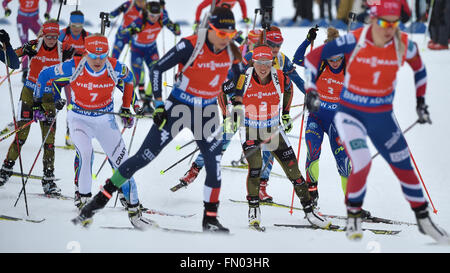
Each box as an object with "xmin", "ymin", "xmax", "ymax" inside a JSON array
[
  {"xmin": 0, "ymin": 29, "xmax": 10, "ymax": 45},
  {"xmin": 32, "ymin": 100, "xmax": 46, "ymax": 122},
  {"xmin": 62, "ymin": 47, "xmax": 76, "ymax": 62},
  {"xmin": 4, "ymin": 8, "xmax": 11, "ymax": 18},
  {"xmin": 416, "ymin": 97, "xmax": 431, "ymax": 124},
  {"xmin": 167, "ymin": 21, "xmax": 181, "ymax": 36},
  {"xmin": 223, "ymin": 116, "xmax": 235, "ymax": 134},
  {"xmin": 305, "ymin": 88, "xmax": 320, "ymax": 113},
  {"xmin": 44, "ymin": 12, "xmax": 50, "ymax": 20},
  {"xmin": 152, "ymin": 100, "xmax": 167, "ymax": 130},
  {"xmin": 281, "ymin": 114, "xmax": 292, "ymax": 133},
  {"xmin": 231, "ymin": 102, "xmax": 244, "ymax": 132},
  {"xmin": 22, "ymin": 41, "xmax": 38, "ymax": 58},
  {"xmin": 119, "ymin": 107, "xmax": 134, "ymax": 128},
  {"xmin": 307, "ymin": 25, "xmax": 319, "ymax": 42},
  {"xmin": 55, "ymin": 98, "xmax": 66, "ymax": 111}
]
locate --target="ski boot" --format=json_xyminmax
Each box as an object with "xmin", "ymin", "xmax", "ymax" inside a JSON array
[
  {"xmin": 141, "ymin": 95, "xmax": 154, "ymax": 114},
  {"xmin": 42, "ymin": 168, "xmax": 61, "ymax": 196},
  {"xmin": 0, "ymin": 160, "xmax": 15, "ymax": 186},
  {"xmin": 414, "ymin": 203, "xmax": 450, "ymax": 244},
  {"xmin": 65, "ymin": 127, "xmax": 74, "ymax": 147},
  {"xmin": 179, "ymin": 162, "xmax": 202, "ymax": 187},
  {"xmin": 128, "ymin": 202, "xmax": 157, "ymax": 230},
  {"xmin": 72, "ymin": 179, "xmax": 118, "ymax": 227},
  {"xmin": 259, "ymin": 179, "xmax": 273, "ymax": 202},
  {"xmin": 248, "ymin": 196, "xmax": 265, "ymax": 231},
  {"xmin": 202, "ymin": 201, "xmax": 229, "ymax": 233},
  {"xmin": 74, "ymin": 192, "xmax": 92, "ymax": 210},
  {"xmin": 117, "ymin": 189, "xmax": 148, "ymax": 212},
  {"xmin": 345, "ymin": 209, "xmax": 363, "ymax": 241},
  {"xmin": 294, "ymin": 178, "xmax": 331, "ymax": 228}
]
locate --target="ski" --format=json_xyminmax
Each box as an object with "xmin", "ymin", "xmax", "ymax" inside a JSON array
[
  {"xmin": 170, "ymin": 181, "xmax": 188, "ymax": 192},
  {"xmin": 274, "ymin": 224, "xmax": 401, "ymax": 235},
  {"xmin": 143, "ymin": 208, "xmax": 196, "ymax": 218},
  {"xmin": 230, "ymin": 199, "xmax": 416, "ymax": 226},
  {"xmin": 0, "ymin": 214, "xmax": 46, "ymax": 223},
  {"xmin": 101, "ymin": 225, "xmax": 210, "ymax": 234},
  {"xmin": 221, "ymin": 165, "xmax": 286, "ymax": 179},
  {"xmin": 318, "ymin": 213, "xmax": 417, "ymax": 226},
  {"xmin": 55, "ymin": 145, "xmax": 105, "ymax": 155},
  {"xmin": 11, "ymin": 172, "xmax": 61, "ymax": 181},
  {"xmin": 229, "ymin": 199, "xmax": 303, "ymax": 211},
  {"xmin": 29, "ymin": 193, "xmax": 74, "ymax": 200},
  {"xmin": 249, "ymin": 223, "xmax": 266, "ymax": 232}
]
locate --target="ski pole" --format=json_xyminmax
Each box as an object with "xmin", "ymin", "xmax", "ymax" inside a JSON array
[
  {"xmin": 66, "ymin": 105, "xmax": 152, "ymax": 119},
  {"xmin": 175, "ymin": 139, "xmax": 196, "ymax": 151},
  {"xmin": 409, "ymin": 148, "xmax": 437, "ymax": 214},
  {"xmin": 371, "ymin": 120, "xmax": 419, "ymax": 159},
  {"xmin": 290, "ymin": 39, "xmax": 315, "ymax": 214},
  {"xmin": 0, "ymin": 120, "xmax": 33, "ymax": 143},
  {"xmin": 160, "ymin": 147, "xmax": 200, "ymax": 175},
  {"xmin": 291, "ymin": 103, "xmax": 304, "ymax": 108},
  {"xmin": 14, "ymin": 111, "xmax": 59, "ymax": 208},
  {"xmin": 3, "ymin": 44, "xmax": 29, "ymax": 215}
]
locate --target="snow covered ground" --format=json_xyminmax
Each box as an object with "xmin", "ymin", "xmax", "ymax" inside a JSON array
[{"xmin": 1, "ymin": 0, "xmax": 450, "ymax": 255}]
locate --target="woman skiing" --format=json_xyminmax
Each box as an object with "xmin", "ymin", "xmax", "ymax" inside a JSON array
[
  {"xmin": 72, "ymin": 7, "xmax": 242, "ymax": 233},
  {"xmin": 232, "ymin": 44, "xmax": 330, "ymax": 230},
  {"xmin": 304, "ymin": 0, "xmax": 449, "ymax": 243}
]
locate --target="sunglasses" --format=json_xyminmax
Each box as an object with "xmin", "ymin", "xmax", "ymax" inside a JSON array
[
  {"xmin": 266, "ymin": 39, "xmax": 282, "ymax": 48},
  {"xmin": 70, "ymin": 23, "xmax": 83, "ymax": 28},
  {"xmin": 208, "ymin": 23, "xmax": 237, "ymax": 39},
  {"xmin": 254, "ymin": 59, "xmax": 273, "ymax": 66},
  {"xmin": 87, "ymin": 52, "xmax": 108, "ymax": 60},
  {"xmin": 44, "ymin": 35, "xmax": 58, "ymax": 40},
  {"xmin": 328, "ymin": 55, "xmax": 344, "ymax": 62},
  {"xmin": 376, "ymin": 18, "xmax": 400, "ymax": 29}
]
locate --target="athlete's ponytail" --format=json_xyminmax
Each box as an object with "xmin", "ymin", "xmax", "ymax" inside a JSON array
[{"xmin": 324, "ymin": 27, "xmax": 340, "ymax": 43}]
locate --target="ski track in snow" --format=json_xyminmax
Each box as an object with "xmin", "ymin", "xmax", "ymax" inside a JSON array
[{"xmin": 0, "ymin": 0, "xmax": 450, "ymax": 253}]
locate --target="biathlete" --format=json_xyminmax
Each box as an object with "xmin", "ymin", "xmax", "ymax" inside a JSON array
[
  {"xmin": 72, "ymin": 7, "xmax": 243, "ymax": 233},
  {"xmin": 304, "ymin": 0, "xmax": 449, "ymax": 243}
]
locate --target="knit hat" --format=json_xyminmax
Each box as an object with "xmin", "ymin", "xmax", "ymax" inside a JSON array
[
  {"xmin": 147, "ymin": 1, "xmax": 161, "ymax": 15},
  {"xmin": 369, "ymin": 0, "xmax": 402, "ymax": 17},
  {"xmin": 42, "ymin": 21, "xmax": 60, "ymax": 35},
  {"xmin": 85, "ymin": 35, "xmax": 109, "ymax": 54},
  {"xmin": 248, "ymin": 29, "xmax": 262, "ymax": 44},
  {"xmin": 209, "ymin": 7, "xmax": 235, "ymax": 30},
  {"xmin": 252, "ymin": 45, "xmax": 272, "ymax": 61}
]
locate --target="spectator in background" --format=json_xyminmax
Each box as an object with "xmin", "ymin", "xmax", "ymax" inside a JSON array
[
  {"xmin": 337, "ymin": 0, "xmax": 354, "ymax": 23},
  {"xmin": 292, "ymin": 0, "xmax": 313, "ymax": 22},
  {"xmin": 260, "ymin": 0, "xmax": 273, "ymax": 23},
  {"xmin": 318, "ymin": 0, "xmax": 333, "ymax": 21},
  {"xmin": 428, "ymin": 0, "xmax": 449, "ymax": 50}
]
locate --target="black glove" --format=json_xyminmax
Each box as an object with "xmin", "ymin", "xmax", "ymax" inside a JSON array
[
  {"xmin": 152, "ymin": 101, "xmax": 167, "ymax": 130},
  {"xmin": 62, "ymin": 47, "xmax": 75, "ymax": 62},
  {"xmin": 305, "ymin": 88, "xmax": 320, "ymax": 113},
  {"xmin": 119, "ymin": 107, "xmax": 134, "ymax": 128},
  {"xmin": 4, "ymin": 8, "xmax": 11, "ymax": 18},
  {"xmin": 55, "ymin": 98, "xmax": 66, "ymax": 111},
  {"xmin": 416, "ymin": 97, "xmax": 431, "ymax": 124},
  {"xmin": 222, "ymin": 79, "xmax": 236, "ymax": 95},
  {"xmin": 0, "ymin": 29, "xmax": 10, "ymax": 46},
  {"xmin": 307, "ymin": 25, "xmax": 319, "ymax": 42},
  {"xmin": 22, "ymin": 41, "xmax": 38, "ymax": 58},
  {"xmin": 44, "ymin": 12, "xmax": 50, "ymax": 20}
]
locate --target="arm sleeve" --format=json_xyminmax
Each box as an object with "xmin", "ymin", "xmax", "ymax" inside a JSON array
[
  {"xmin": 34, "ymin": 59, "xmax": 75, "ymax": 100},
  {"xmin": 282, "ymin": 75, "xmax": 293, "ymax": 115},
  {"xmin": 149, "ymin": 38, "xmax": 194, "ymax": 100},
  {"xmin": 292, "ymin": 39, "xmax": 311, "ymax": 66},
  {"xmin": 405, "ymin": 40, "xmax": 427, "ymax": 98},
  {"xmin": 237, "ymin": 0, "xmax": 248, "ymax": 19},
  {"xmin": 2, "ymin": 0, "xmax": 11, "ymax": 9},
  {"xmin": 45, "ymin": 0, "xmax": 52, "ymax": 13},
  {"xmin": 195, "ymin": 0, "xmax": 212, "ymax": 22},
  {"xmin": 218, "ymin": 91, "xmax": 229, "ymax": 118},
  {"xmin": 0, "ymin": 43, "xmax": 20, "ymax": 69},
  {"xmin": 110, "ymin": 1, "xmax": 130, "ymax": 17},
  {"xmin": 58, "ymin": 30, "xmax": 65, "ymax": 42},
  {"xmin": 283, "ymin": 55, "xmax": 305, "ymax": 94}
]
